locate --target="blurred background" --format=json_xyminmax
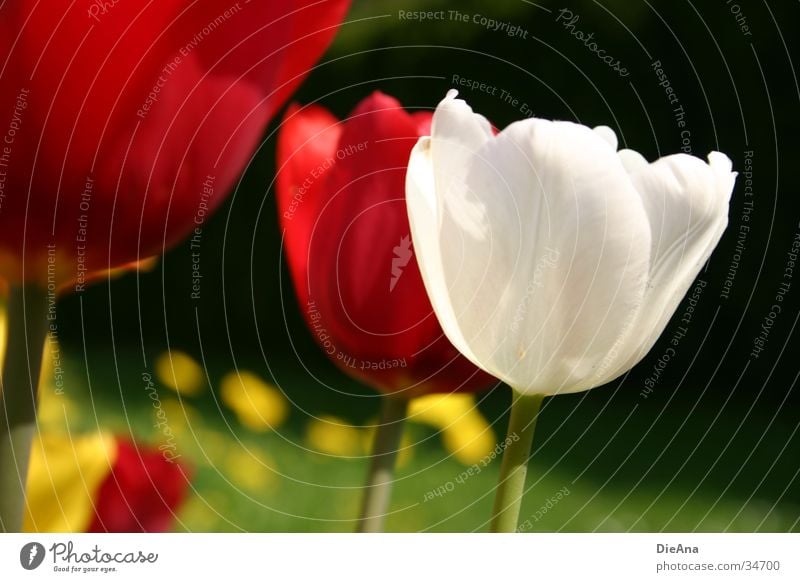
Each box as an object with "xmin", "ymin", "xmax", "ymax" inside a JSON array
[{"xmin": 43, "ymin": 0, "xmax": 799, "ymax": 531}]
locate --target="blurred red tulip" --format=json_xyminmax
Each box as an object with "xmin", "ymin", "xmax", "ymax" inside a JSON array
[
  {"xmin": 276, "ymin": 92, "xmax": 496, "ymax": 396},
  {"xmin": 87, "ymin": 440, "xmax": 188, "ymax": 533},
  {"xmin": 25, "ymin": 433, "xmax": 189, "ymax": 533},
  {"xmin": 0, "ymin": 0, "xmax": 350, "ymax": 288}
]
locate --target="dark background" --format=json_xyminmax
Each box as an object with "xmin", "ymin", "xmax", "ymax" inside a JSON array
[{"xmin": 52, "ymin": 0, "xmax": 799, "ymax": 529}]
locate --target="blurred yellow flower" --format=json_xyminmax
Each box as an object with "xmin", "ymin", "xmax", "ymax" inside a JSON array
[
  {"xmin": 35, "ymin": 334, "xmax": 78, "ymax": 432},
  {"xmin": 161, "ymin": 397, "xmax": 200, "ymax": 431},
  {"xmin": 24, "ymin": 433, "xmax": 117, "ymax": 532},
  {"xmin": 192, "ymin": 427, "xmax": 230, "ymax": 464},
  {"xmin": 178, "ymin": 495, "xmax": 221, "ymax": 532},
  {"xmin": 408, "ymin": 393, "xmax": 470, "ymax": 427},
  {"xmin": 220, "ymin": 371, "xmax": 289, "ymax": 432},
  {"xmin": 306, "ymin": 415, "xmax": 362, "ymax": 457},
  {"xmin": 155, "ymin": 350, "xmax": 205, "ymax": 396},
  {"xmin": 0, "ymin": 296, "xmax": 6, "ymax": 373},
  {"xmin": 224, "ymin": 446, "xmax": 277, "ymax": 493},
  {"xmin": 36, "ymin": 384, "xmax": 76, "ymax": 432},
  {"xmin": 441, "ymin": 416, "xmax": 496, "ymax": 466},
  {"xmin": 408, "ymin": 394, "xmax": 496, "ymax": 465}
]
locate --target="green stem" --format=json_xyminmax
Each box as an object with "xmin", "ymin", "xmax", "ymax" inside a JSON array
[
  {"xmin": 357, "ymin": 395, "xmax": 408, "ymax": 533},
  {"xmin": 0, "ymin": 284, "xmax": 48, "ymax": 532},
  {"xmin": 490, "ymin": 392, "xmax": 544, "ymax": 533}
]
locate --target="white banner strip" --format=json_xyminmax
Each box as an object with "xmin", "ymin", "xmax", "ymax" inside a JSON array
[{"xmin": 1, "ymin": 533, "xmax": 797, "ymax": 580}]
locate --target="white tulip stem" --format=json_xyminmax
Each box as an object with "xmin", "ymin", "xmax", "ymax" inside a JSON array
[
  {"xmin": 356, "ymin": 395, "xmax": 409, "ymax": 533},
  {"xmin": 490, "ymin": 392, "xmax": 545, "ymax": 533},
  {"xmin": 0, "ymin": 284, "xmax": 48, "ymax": 532}
]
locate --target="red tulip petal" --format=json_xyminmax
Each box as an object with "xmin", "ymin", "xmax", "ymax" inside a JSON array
[
  {"xmin": 276, "ymin": 102, "xmax": 342, "ymax": 305},
  {"xmin": 87, "ymin": 441, "xmax": 189, "ymax": 533},
  {"xmin": 279, "ymin": 91, "xmax": 495, "ymax": 395},
  {"xmin": 184, "ymin": 1, "xmax": 350, "ymax": 114},
  {"xmin": 313, "ymin": 91, "xmax": 437, "ymax": 348},
  {"xmin": 0, "ymin": 0, "xmax": 350, "ymax": 285}
]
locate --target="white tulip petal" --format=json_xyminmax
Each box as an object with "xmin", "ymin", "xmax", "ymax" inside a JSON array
[
  {"xmin": 406, "ymin": 136, "xmax": 483, "ymax": 368},
  {"xmin": 598, "ymin": 151, "xmax": 735, "ymax": 382},
  {"xmin": 428, "ymin": 90, "xmax": 495, "ymax": 240},
  {"xmin": 409, "ymin": 93, "xmax": 653, "ymax": 395},
  {"xmin": 593, "ymin": 125, "xmax": 618, "ymax": 151},
  {"xmin": 618, "ymin": 148, "xmax": 649, "ymax": 175},
  {"xmin": 433, "ymin": 89, "xmax": 494, "ymax": 145},
  {"xmin": 407, "ymin": 92, "xmax": 734, "ymax": 398}
]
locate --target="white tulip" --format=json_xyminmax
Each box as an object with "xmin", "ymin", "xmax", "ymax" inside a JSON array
[{"xmin": 406, "ymin": 90, "xmax": 736, "ymax": 396}]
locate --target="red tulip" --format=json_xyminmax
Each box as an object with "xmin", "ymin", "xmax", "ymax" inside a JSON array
[
  {"xmin": 0, "ymin": 0, "xmax": 350, "ymax": 288},
  {"xmin": 87, "ymin": 440, "xmax": 189, "ymax": 533},
  {"xmin": 277, "ymin": 92, "xmax": 496, "ymax": 396}
]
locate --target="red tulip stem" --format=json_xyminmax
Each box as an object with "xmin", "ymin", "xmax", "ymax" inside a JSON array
[
  {"xmin": 490, "ymin": 392, "xmax": 544, "ymax": 533},
  {"xmin": 357, "ymin": 395, "xmax": 409, "ymax": 533},
  {"xmin": 0, "ymin": 284, "xmax": 48, "ymax": 532}
]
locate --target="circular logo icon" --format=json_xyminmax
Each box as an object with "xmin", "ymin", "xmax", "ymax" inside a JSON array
[{"xmin": 19, "ymin": 542, "xmax": 46, "ymax": 570}]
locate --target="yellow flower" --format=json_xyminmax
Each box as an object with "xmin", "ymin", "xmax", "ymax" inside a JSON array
[
  {"xmin": 36, "ymin": 384, "xmax": 76, "ymax": 433},
  {"xmin": 224, "ymin": 446, "xmax": 278, "ymax": 493},
  {"xmin": 160, "ymin": 397, "xmax": 200, "ymax": 433},
  {"xmin": 408, "ymin": 394, "xmax": 496, "ymax": 465},
  {"xmin": 306, "ymin": 415, "xmax": 362, "ymax": 457},
  {"xmin": 0, "ymin": 296, "xmax": 6, "ymax": 373},
  {"xmin": 440, "ymin": 416, "xmax": 496, "ymax": 466},
  {"xmin": 220, "ymin": 371, "xmax": 289, "ymax": 432},
  {"xmin": 24, "ymin": 433, "xmax": 117, "ymax": 532},
  {"xmin": 155, "ymin": 350, "xmax": 205, "ymax": 396}
]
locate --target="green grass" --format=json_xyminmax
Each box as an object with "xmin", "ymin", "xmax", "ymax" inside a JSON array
[{"xmin": 43, "ymin": 345, "xmax": 800, "ymax": 532}]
